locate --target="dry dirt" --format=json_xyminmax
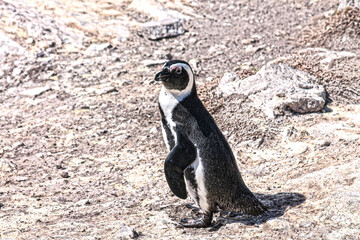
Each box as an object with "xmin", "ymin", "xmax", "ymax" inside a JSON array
[{"xmin": 0, "ymin": 0, "xmax": 360, "ymax": 239}]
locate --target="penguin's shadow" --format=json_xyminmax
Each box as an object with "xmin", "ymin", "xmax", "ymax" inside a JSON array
[{"xmin": 210, "ymin": 192, "xmax": 306, "ymax": 231}]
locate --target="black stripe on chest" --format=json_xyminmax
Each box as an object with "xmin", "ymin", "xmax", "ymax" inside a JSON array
[{"xmin": 159, "ymin": 103, "xmax": 175, "ymax": 150}]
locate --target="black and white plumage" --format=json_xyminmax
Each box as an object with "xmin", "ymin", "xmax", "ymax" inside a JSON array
[{"xmin": 155, "ymin": 60, "xmax": 267, "ymax": 228}]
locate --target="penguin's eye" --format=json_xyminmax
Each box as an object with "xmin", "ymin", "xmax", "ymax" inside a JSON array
[{"xmin": 170, "ymin": 66, "xmax": 182, "ymax": 75}]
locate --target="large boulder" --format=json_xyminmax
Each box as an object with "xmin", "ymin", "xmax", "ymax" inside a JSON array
[{"xmin": 219, "ymin": 63, "xmax": 326, "ymax": 118}]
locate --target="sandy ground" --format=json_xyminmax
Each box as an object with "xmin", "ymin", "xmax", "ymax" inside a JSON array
[{"xmin": 0, "ymin": 0, "xmax": 360, "ymax": 239}]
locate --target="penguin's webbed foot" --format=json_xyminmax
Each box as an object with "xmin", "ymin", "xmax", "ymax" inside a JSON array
[{"xmin": 180, "ymin": 212, "xmax": 213, "ymax": 228}]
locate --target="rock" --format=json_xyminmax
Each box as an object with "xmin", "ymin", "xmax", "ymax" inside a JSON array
[
  {"xmin": 38, "ymin": 41, "xmax": 53, "ymax": 49},
  {"xmin": 338, "ymin": 0, "xmax": 360, "ymax": 10},
  {"xmin": 85, "ymin": 43, "xmax": 112, "ymax": 53},
  {"xmin": 64, "ymin": 131, "xmax": 75, "ymax": 147},
  {"xmin": 284, "ymin": 142, "xmax": 309, "ymax": 155},
  {"xmin": 218, "ymin": 72, "xmax": 240, "ymax": 96},
  {"xmin": 19, "ymin": 86, "xmax": 51, "ymax": 98},
  {"xmin": 299, "ymin": 48, "xmax": 356, "ymax": 69},
  {"xmin": 274, "ymin": 29, "xmax": 286, "ymax": 36},
  {"xmin": 96, "ymin": 86, "xmax": 118, "ymax": 95},
  {"xmin": 119, "ymin": 79, "xmax": 133, "ymax": 86},
  {"xmin": 149, "ymin": 127, "xmax": 158, "ymax": 134},
  {"xmin": 188, "ymin": 58, "xmax": 200, "ymax": 73},
  {"xmin": 75, "ymin": 199, "xmax": 91, "ymax": 206},
  {"xmin": 60, "ymin": 172, "xmax": 70, "ymax": 178},
  {"xmin": 245, "ymin": 44, "xmax": 266, "ymax": 53},
  {"xmin": 241, "ymin": 38, "xmax": 256, "ymax": 45},
  {"xmin": 141, "ymin": 18, "xmax": 185, "ymax": 40},
  {"xmin": 238, "ymin": 138, "xmax": 264, "ymax": 149},
  {"xmin": 15, "ymin": 176, "xmax": 28, "ymax": 182},
  {"xmin": 251, "ymin": 34, "xmax": 263, "ymax": 41},
  {"xmin": 318, "ymin": 140, "xmax": 331, "ymax": 147},
  {"xmin": 115, "ymin": 224, "xmax": 139, "ymax": 239},
  {"xmin": 219, "ymin": 64, "xmax": 326, "ymax": 118},
  {"xmin": 36, "ymin": 51, "xmax": 46, "ymax": 58},
  {"xmin": 12, "ymin": 68, "xmax": 22, "ymax": 77},
  {"xmin": 239, "ymin": 62, "xmax": 253, "ymax": 70},
  {"xmin": 26, "ymin": 38, "xmax": 35, "ymax": 45},
  {"xmin": 1, "ymin": 2, "xmax": 85, "ymax": 52},
  {"xmin": 0, "ymin": 30, "xmax": 27, "ymax": 57},
  {"xmin": 13, "ymin": 142, "xmax": 25, "ymax": 149},
  {"xmin": 189, "ymin": 38, "xmax": 197, "ymax": 44}
]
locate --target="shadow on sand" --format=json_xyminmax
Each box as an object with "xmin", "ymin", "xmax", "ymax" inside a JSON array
[{"xmin": 210, "ymin": 192, "xmax": 306, "ymax": 231}]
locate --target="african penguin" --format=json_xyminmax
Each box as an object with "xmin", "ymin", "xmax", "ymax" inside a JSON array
[{"xmin": 155, "ymin": 60, "xmax": 267, "ymax": 228}]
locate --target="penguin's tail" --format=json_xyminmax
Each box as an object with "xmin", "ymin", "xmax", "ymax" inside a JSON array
[
  {"xmin": 245, "ymin": 196, "xmax": 268, "ymax": 216},
  {"xmin": 234, "ymin": 194, "xmax": 268, "ymax": 216}
]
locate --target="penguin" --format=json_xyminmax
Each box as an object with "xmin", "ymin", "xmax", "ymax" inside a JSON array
[{"xmin": 155, "ymin": 60, "xmax": 267, "ymax": 228}]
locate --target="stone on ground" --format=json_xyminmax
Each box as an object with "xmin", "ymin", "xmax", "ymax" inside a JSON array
[
  {"xmin": 338, "ymin": 0, "xmax": 360, "ymax": 10},
  {"xmin": 219, "ymin": 63, "xmax": 327, "ymax": 118},
  {"xmin": 141, "ymin": 18, "xmax": 185, "ymax": 40}
]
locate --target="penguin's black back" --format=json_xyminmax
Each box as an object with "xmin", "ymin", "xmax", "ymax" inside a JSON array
[{"xmin": 171, "ymin": 89, "xmax": 266, "ymax": 215}]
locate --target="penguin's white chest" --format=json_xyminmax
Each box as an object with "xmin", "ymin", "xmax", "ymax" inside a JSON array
[
  {"xmin": 185, "ymin": 150, "xmax": 209, "ymax": 211},
  {"xmin": 159, "ymin": 87, "xmax": 179, "ymax": 150}
]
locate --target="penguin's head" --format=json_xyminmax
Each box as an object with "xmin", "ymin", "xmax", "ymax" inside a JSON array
[{"xmin": 155, "ymin": 60, "xmax": 195, "ymax": 96}]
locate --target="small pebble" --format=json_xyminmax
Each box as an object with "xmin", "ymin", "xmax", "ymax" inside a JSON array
[
  {"xmin": 60, "ymin": 172, "xmax": 70, "ymax": 178},
  {"xmin": 319, "ymin": 140, "xmax": 331, "ymax": 147}
]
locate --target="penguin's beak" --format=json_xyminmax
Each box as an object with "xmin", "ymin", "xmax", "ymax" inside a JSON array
[{"xmin": 155, "ymin": 70, "xmax": 169, "ymax": 82}]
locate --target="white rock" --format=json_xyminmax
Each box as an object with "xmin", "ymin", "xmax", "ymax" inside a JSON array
[
  {"xmin": 218, "ymin": 72, "xmax": 240, "ymax": 96},
  {"xmin": 96, "ymin": 86, "xmax": 118, "ymax": 95},
  {"xmin": 85, "ymin": 43, "xmax": 111, "ymax": 53},
  {"xmin": 189, "ymin": 38, "xmax": 197, "ymax": 44},
  {"xmin": 20, "ymin": 86, "xmax": 51, "ymax": 98},
  {"xmin": 219, "ymin": 64, "xmax": 326, "ymax": 118},
  {"xmin": 299, "ymin": 48, "xmax": 356, "ymax": 69},
  {"xmin": 285, "ymin": 142, "xmax": 309, "ymax": 155},
  {"xmin": 12, "ymin": 68, "xmax": 22, "ymax": 77},
  {"xmin": 150, "ymin": 127, "xmax": 158, "ymax": 134},
  {"xmin": 114, "ymin": 224, "xmax": 138, "ymax": 239},
  {"xmin": 245, "ymin": 44, "xmax": 266, "ymax": 53},
  {"xmin": 241, "ymin": 38, "xmax": 255, "ymax": 45},
  {"xmin": 189, "ymin": 58, "xmax": 199, "ymax": 72},
  {"xmin": 338, "ymin": 0, "xmax": 360, "ymax": 10},
  {"xmin": 64, "ymin": 131, "xmax": 75, "ymax": 147}
]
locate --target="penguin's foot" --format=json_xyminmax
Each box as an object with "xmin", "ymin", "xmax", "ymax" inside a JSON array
[
  {"xmin": 180, "ymin": 212, "xmax": 213, "ymax": 228},
  {"xmin": 185, "ymin": 203, "xmax": 200, "ymax": 213}
]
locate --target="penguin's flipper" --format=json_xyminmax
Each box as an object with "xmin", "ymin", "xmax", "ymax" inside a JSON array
[{"xmin": 164, "ymin": 130, "xmax": 196, "ymax": 199}]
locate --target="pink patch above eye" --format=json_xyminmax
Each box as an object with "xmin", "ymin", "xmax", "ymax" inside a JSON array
[{"xmin": 170, "ymin": 66, "xmax": 180, "ymax": 72}]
